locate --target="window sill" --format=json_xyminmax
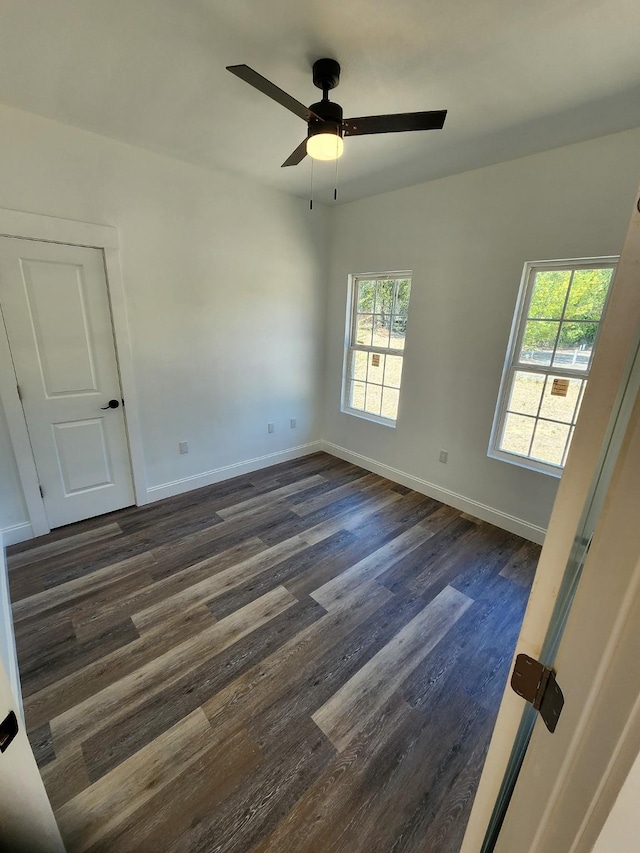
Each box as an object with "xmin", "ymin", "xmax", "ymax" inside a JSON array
[
  {"xmin": 487, "ymin": 447, "xmax": 563, "ymax": 478},
  {"xmin": 341, "ymin": 407, "xmax": 397, "ymax": 428}
]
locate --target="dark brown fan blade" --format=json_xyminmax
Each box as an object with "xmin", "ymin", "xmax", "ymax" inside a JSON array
[
  {"xmin": 282, "ymin": 139, "xmax": 308, "ymax": 167},
  {"xmin": 343, "ymin": 110, "xmax": 447, "ymax": 136},
  {"xmin": 227, "ymin": 65, "xmax": 321, "ymax": 122}
]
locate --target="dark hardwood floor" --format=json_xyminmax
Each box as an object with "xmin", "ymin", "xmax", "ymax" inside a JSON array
[{"xmin": 7, "ymin": 452, "xmax": 539, "ymax": 852}]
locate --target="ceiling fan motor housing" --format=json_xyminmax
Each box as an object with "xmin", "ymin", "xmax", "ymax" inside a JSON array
[
  {"xmin": 308, "ymin": 99, "xmax": 343, "ymax": 140},
  {"xmin": 312, "ymin": 58, "xmax": 341, "ymax": 92}
]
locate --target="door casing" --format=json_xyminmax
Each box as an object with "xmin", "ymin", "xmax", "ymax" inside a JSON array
[{"xmin": 0, "ymin": 207, "xmax": 148, "ymax": 539}]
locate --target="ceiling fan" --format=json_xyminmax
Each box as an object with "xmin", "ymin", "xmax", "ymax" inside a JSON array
[{"xmin": 227, "ymin": 58, "xmax": 447, "ymax": 167}]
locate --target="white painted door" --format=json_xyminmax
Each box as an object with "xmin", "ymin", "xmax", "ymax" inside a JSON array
[
  {"xmin": 0, "ymin": 238, "xmax": 134, "ymax": 529},
  {"xmin": 0, "ymin": 658, "xmax": 65, "ymax": 852},
  {"xmin": 495, "ymin": 373, "xmax": 640, "ymax": 853}
]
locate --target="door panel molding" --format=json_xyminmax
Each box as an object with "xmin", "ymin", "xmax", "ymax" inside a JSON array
[{"xmin": 0, "ymin": 208, "xmax": 148, "ymax": 538}]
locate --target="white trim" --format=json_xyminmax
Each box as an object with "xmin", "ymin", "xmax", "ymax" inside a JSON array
[
  {"xmin": 0, "ymin": 207, "xmax": 119, "ymax": 249},
  {"xmin": 146, "ymin": 442, "xmax": 323, "ymax": 502},
  {"xmin": 341, "ymin": 271, "xmax": 413, "ymax": 428},
  {"xmin": 488, "ymin": 256, "xmax": 619, "ymax": 476},
  {"xmin": 0, "ymin": 207, "xmax": 148, "ymax": 537},
  {"xmin": 0, "ymin": 531, "xmax": 23, "ymax": 715},
  {"xmin": 488, "ymin": 445, "xmax": 563, "ymax": 478},
  {"xmin": 0, "ymin": 523, "xmax": 33, "ymax": 547},
  {"xmin": 321, "ymin": 440, "xmax": 546, "ymax": 544},
  {"xmin": 341, "ymin": 407, "xmax": 397, "ymax": 428}
]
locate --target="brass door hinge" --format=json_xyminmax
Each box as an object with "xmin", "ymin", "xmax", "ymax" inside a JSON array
[{"xmin": 511, "ymin": 653, "xmax": 564, "ymax": 733}]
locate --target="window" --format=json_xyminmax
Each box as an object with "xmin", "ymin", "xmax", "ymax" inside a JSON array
[
  {"xmin": 342, "ymin": 273, "xmax": 412, "ymax": 426},
  {"xmin": 490, "ymin": 258, "xmax": 616, "ymax": 475}
]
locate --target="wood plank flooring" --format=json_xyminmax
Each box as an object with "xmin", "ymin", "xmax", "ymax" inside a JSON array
[{"xmin": 8, "ymin": 452, "xmax": 539, "ymax": 853}]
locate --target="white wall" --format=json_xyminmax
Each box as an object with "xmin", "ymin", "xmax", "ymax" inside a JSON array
[
  {"xmin": 1, "ymin": 101, "xmax": 639, "ymax": 541},
  {"xmin": 0, "ymin": 103, "xmax": 328, "ymax": 534},
  {"xmin": 323, "ymin": 128, "xmax": 640, "ymax": 536}
]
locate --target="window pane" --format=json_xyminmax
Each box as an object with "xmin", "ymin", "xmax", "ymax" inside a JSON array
[
  {"xmin": 529, "ymin": 270, "xmax": 571, "ymax": 319},
  {"xmin": 507, "ymin": 372, "xmax": 545, "ymax": 416},
  {"xmin": 365, "ymin": 383, "xmax": 382, "ymax": 416},
  {"xmin": 375, "ymin": 280, "xmax": 395, "ymax": 319},
  {"xmin": 382, "ymin": 387, "xmax": 400, "ymax": 420},
  {"xmin": 500, "ymin": 413, "xmax": 535, "ymax": 456},
  {"xmin": 538, "ymin": 376, "xmax": 583, "ymax": 423},
  {"xmin": 356, "ymin": 314, "xmax": 374, "ymax": 347},
  {"xmin": 519, "ymin": 321, "xmax": 560, "ymax": 366},
  {"xmin": 552, "ymin": 323, "xmax": 595, "ymax": 371},
  {"xmin": 349, "ymin": 380, "xmax": 366, "ymax": 410},
  {"xmin": 348, "ymin": 350, "xmax": 368, "ymax": 381},
  {"xmin": 367, "ymin": 352, "xmax": 385, "ymax": 385},
  {"xmin": 390, "ymin": 316, "xmax": 406, "ymax": 350},
  {"xmin": 357, "ymin": 280, "xmax": 376, "ymax": 313},
  {"xmin": 530, "ymin": 420, "xmax": 570, "ymax": 466},
  {"xmin": 565, "ymin": 268, "xmax": 613, "ymax": 320},
  {"xmin": 396, "ymin": 280, "xmax": 411, "ymax": 318},
  {"xmin": 372, "ymin": 316, "xmax": 390, "ymax": 348},
  {"xmin": 384, "ymin": 354, "xmax": 404, "ymax": 388}
]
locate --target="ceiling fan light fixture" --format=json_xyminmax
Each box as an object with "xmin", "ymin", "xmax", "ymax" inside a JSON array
[
  {"xmin": 307, "ymin": 127, "xmax": 344, "ymax": 161},
  {"xmin": 307, "ymin": 118, "xmax": 344, "ymax": 160}
]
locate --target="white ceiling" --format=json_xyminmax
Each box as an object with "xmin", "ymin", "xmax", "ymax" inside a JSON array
[{"xmin": 1, "ymin": 0, "xmax": 639, "ymax": 203}]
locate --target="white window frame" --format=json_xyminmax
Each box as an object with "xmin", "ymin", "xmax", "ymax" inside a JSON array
[
  {"xmin": 341, "ymin": 271, "xmax": 413, "ymax": 427},
  {"xmin": 488, "ymin": 256, "xmax": 618, "ymax": 477}
]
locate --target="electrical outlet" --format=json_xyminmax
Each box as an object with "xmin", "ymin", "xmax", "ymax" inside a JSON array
[
  {"xmin": 290, "ymin": 418, "xmax": 297, "ymax": 429},
  {"xmin": 179, "ymin": 441, "xmax": 189, "ymax": 455},
  {"xmin": 439, "ymin": 450, "xmax": 448, "ymax": 463},
  {"xmin": 267, "ymin": 423, "xmax": 275, "ymax": 434}
]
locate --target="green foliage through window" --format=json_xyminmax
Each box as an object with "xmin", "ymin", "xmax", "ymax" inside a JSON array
[
  {"xmin": 492, "ymin": 260, "xmax": 615, "ymax": 473},
  {"xmin": 344, "ymin": 274, "xmax": 412, "ymax": 424},
  {"xmin": 523, "ymin": 268, "xmax": 612, "ymax": 351}
]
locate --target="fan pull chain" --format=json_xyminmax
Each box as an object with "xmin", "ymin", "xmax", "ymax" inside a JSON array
[
  {"xmin": 309, "ymin": 159, "xmax": 314, "ymax": 210},
  {"xmin": 334, "ymin": 141, "xmax": 339, "ymax": 202}
]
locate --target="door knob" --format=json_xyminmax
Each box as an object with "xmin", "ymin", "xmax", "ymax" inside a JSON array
[{"xmin": 100, "ymin": 399, "xmax": 120, "ymax": 410}]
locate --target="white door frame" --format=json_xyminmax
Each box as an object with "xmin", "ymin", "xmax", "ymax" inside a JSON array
[{"xmin": 0, "ymin": 208, "xmax": 148, "ymax": 538}]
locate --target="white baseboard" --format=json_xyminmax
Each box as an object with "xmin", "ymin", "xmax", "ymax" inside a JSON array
[
  {"xmin": 321, "ymin": 441, "xmax": 546, "ymax": 545},
  {"xmin": 0, "ymin": 522, "xmax": 33, "ymax": 547},
  {"xmin": 0, "ymin": 531, "xmax": 24, "ymax": 714},
  {"xmin": 146, "ymin": 441, "xmax": 324, "ymax": 503},
  {"xmin": 4, "ymin": 439, "xmax": 544, "ymax": 546}
]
